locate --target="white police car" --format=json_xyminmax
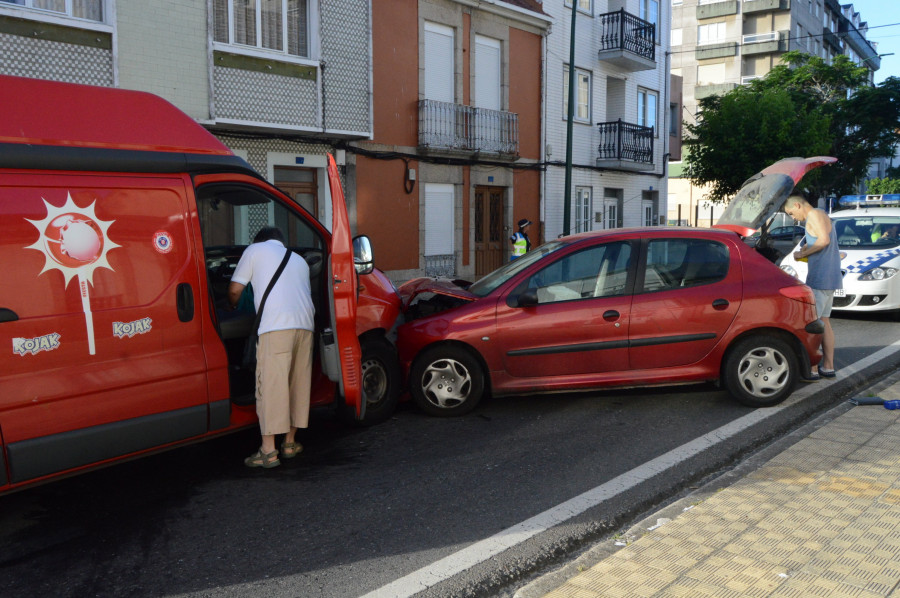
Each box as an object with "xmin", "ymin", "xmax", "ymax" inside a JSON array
[{"xmin": 780, "ymin": 195, "xmax": 900, "ymax": 315}]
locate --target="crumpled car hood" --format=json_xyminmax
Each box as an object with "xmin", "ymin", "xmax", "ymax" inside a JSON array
[{"xmin": 398, "ymin": 277, "xmax": 477, "ymax": 310}]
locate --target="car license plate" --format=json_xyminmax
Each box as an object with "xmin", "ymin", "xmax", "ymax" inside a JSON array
[{"xmin": 834, "ymin": 288, "xmax": 846, "ymax": 297}]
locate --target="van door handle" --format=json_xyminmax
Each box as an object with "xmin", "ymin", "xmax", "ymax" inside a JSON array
[
  {"xmin": 712, "ymin": 299, "xmax": 729, "ymax": 310},
  {"xmin": 176, "ymin": 283, "xmax": 194, "ymax": 322},
  {"xmin": 0, "ymin": 308, "xmax": 18, "ymax": 322}
]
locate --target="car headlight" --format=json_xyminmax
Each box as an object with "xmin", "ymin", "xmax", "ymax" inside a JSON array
[
  {"xmin": 781, "ymin": 264, "xmax": 798, "ymax": 277},
  {"xmin": 859, "ymin": 267, "xmax": 899, "ymax": 281}
]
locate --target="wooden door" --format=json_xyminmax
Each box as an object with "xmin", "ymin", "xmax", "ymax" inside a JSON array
[{"xmin": 474, "ymin": 186, "xmax": 504, "ymax": 275}]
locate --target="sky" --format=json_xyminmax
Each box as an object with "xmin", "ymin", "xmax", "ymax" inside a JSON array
[{"xmin": 842, "ymin": 0, "xmax": 900, "ymax": 85}]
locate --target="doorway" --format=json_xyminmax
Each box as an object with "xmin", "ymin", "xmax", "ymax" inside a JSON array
[
  {"xmin": 275, "ymin": 166, "xmax": 318, "ymax": 223},
  {"xmin": 474, "ymin": 186, "xmax": 504, "ymax": 275}
]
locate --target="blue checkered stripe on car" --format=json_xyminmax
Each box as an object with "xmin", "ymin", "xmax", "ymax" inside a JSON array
[{"xmin": 844, "ymin": 248, "xmax": 900, "ymax": 273}]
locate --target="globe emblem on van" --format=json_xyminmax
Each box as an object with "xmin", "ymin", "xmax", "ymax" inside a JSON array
[{"xmin": 45, "ymin": 214, "xmax": 104, "ymax": 266}]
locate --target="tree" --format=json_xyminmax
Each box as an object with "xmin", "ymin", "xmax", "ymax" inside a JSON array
[
  {"xmin": 867, "ymin": 178, "xmax": 900, "ymax": 194},
  {"xmin": 684, "ymin": 86, "xmax": 831, "ymax": 203},
  {"xmin": 684, "ymin": 52, "xmax": 900, "ymax": 203}
]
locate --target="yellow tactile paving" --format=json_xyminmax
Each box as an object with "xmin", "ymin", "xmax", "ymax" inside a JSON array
[{"xmin": 538, "ymin": 405, "xmax": 900, "ymax": 598}]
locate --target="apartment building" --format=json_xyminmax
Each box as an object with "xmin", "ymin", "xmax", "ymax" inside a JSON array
[
  {"xmin": 541, "ymin": 0, "xmax": 671, "ymax": 241},
  {"xmin": 668, "ymin": 0, "xmax": 882, "ymax": 224},
  {"xmin": 361, "ymin": 0, "xmax": 550, "ymax": 280}
]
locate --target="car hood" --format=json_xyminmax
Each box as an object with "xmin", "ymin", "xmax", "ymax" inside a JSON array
[
  {"xmin": 398, "ymin": 277, "xmax": 478, "ymax": 310},
  {"xmin": 714, "ymin": 156, "xmax": 837, "ymax": 237}
]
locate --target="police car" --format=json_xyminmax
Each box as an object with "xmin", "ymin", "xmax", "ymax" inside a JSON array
[{"xmin": 780, "ymin": 195, "xmax": 900, "ymax": 315}]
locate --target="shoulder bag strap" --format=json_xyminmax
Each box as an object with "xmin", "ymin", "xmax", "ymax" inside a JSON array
[{"xmin": 251, "ymin": 248, "xmax": 292, "ymax": 332}]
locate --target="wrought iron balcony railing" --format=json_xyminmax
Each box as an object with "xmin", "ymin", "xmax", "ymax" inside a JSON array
[
  {"xmin": 597, "ymin": 9, "xmax": 656, "ymax": 63},
  {"xmin": 418, "ymin": 99, "xmax": 518, "ymax": 156},
  {"xmin": 597, "ymin": 120, "xmax": 654, "ymax": 165}
]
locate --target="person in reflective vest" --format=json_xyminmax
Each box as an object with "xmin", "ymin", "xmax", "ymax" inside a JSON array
[{"xmin": 510, "ymin": 218, "xmax": 532, "ymax": 260}]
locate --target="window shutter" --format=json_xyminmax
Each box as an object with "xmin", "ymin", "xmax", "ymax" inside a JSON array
[
  {"xmin": 425, "ymin": 22, "xmax": 455, "ymax": 103},
  {"xmin": 425, "ymin": 184, "xmax": 455, "ymax": 256},
  {"xmin": 474, "ymin": 36, "xmax": 501, "ymax": 110}
]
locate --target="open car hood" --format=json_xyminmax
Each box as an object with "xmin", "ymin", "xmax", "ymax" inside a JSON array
[
  {"xmin": 714, "ymin": 156, "xmax": 837, "ymax": 237},
  {"xmin": 398, "ymin": 277, "xmax": 478, "ymax": 310}
]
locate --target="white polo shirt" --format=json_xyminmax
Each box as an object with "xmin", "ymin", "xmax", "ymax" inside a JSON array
[{"xmin": 231, "ymin": 239, "xmax": 315, "ymax": 334}]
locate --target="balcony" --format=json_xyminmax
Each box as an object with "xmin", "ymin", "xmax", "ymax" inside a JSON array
[
  {"xmin": 696, "ymin": 82, "xmax": 737, "ymax": 99},
  {"xmin": 596, "ymin": 120, "xmax": 655, "ymax": 171},
  {"xmin": 596, "ymin": 9, "xmax": 656, "ymax": 71},
  {"xmin": 742, "ymin": 0, "xmax": 790, "ymax": 13},
  {"xmin": 741, "ymin": 31, "xmax": 788, "ymax": 55},
  {"xmin": 695, "ymin": 42, "xmax": 738, "ymax": 60},
  {"xmin": 418, "ymin": 100, "xmax": 518, "ymax": 156},
  {"xmin": 823, "ymin": 28, "xmax": 841, "ymax": 52},
  {"xmin": 696, "ymin": 0, "xmax": 738, "ymax": 19}
]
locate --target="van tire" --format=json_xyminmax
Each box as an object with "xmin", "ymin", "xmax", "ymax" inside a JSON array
[{"xmin": 342, "ymin": 336, "xmax": 401, "ymax": 426}]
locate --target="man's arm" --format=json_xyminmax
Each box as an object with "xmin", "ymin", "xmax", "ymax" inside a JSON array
[{"xmin": 227, "ymin": 281, "xmax": 246, "ymax": 309}]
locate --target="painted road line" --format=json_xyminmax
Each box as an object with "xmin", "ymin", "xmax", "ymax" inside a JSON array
[{"xmin": 359, "ymin": 340, "xmax": 900, "ymax": 598}]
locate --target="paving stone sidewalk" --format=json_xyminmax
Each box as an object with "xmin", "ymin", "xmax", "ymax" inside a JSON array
[{"xmin": 536, "ymin": 385, "xmax": 900, "ymax": 598}]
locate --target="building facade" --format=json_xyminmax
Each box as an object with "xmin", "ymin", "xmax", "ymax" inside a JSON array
[
  {"xmin": 541, "ymin": 0, "xmax": 671, "ymax": 241},
  {"xmin": 361, "ymin": 0, "xmax": 549, "ymax": 280},
  {"xmin": 667, "ymin": 0, "xmax": 882, "ymax": 223}
]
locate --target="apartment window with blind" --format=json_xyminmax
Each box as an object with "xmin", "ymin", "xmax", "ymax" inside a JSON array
[
  {"xmin": 214, "ymin": 0, "xmax": 310, "ymax": 59},
  {"xmin": 638, "ymin": 88, "xmax": 658, "ymax": 136},
  {"xmin": 563, "ymin": 65, "xmax": 591, "ymax": 123},
  {"xmin": 0, "ymin": 0, "xmax": 103, "ymax": 21}
]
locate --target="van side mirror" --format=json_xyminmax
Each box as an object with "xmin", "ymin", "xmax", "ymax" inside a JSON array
[{"xmin": 353, "ymin": 235, "xmax": 374, "ymax": 275}]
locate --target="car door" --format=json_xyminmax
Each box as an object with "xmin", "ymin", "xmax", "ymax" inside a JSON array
[
  {"xmin": 628, "ymin": 236, "xmax": 741, "ymax": 370},
  {"xmin": 495, "ymin": 240, "xmax": 635, "ymax": 380}
]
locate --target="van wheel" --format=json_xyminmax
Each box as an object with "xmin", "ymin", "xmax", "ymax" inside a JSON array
[
  {"xmin": 724, "ymin": 335, "xmax": 797, "ymax": 407},
  {"xmin": 341, "ymin": 337, "xmax": 401, "ymax": 426},
  {"xmin": 410, "ymin": 345, "xmax": 484, "ymax": 417}
]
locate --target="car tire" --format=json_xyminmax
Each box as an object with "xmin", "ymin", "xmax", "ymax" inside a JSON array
[
  {"xmin": 723, "ymin": 335, "xmax": 798, "ymax": 408},
  {"xmin": 410, "ymin": 345, "xmax": 485, "ymax": 417}
]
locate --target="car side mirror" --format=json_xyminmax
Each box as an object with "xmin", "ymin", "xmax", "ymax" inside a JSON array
[
  {"xmin": 516, "ymin": 290, "xmax": 539, "ymax": 308},
  {"xmin": 353, "ymin": 235, "xmax": 374, "ymax": 276}
]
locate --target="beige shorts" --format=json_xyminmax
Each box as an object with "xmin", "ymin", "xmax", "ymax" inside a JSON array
[{"xmin": 255, "ymin": 328, "xmax": 314, "ymax": 435}]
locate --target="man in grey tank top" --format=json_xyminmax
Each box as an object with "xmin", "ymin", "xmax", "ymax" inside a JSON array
[{"xmin": 785, "ymin": 195, "xmax": 843, "ymax": 379}]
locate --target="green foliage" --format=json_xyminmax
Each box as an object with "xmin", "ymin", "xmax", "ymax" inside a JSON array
[
  {"xmin": 867, "ymin": 178, "xmax": 900, "ymax": 194},
  {"xmin": 684, "ymin": 52, "xmax": 900, "ymax": 203}
]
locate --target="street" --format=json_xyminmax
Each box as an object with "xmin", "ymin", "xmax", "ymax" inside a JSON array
[{"xmin": 2, "ymin": 313, "xmax": 900, "ymax": 598}]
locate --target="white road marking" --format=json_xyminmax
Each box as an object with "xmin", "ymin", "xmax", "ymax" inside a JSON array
[{"xmin": 360, "ymin": 341, "xmax": 900, "ymax": 598}]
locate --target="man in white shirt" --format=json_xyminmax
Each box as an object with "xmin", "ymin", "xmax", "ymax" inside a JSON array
[{"xmin": 228, "ymin": 227, "xmax": 315, "ymax": 468}]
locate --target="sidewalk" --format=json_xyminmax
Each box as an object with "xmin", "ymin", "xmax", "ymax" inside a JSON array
[{"xmin": 524, "ymin": 375, "xmax": 900, "ymax": 598}]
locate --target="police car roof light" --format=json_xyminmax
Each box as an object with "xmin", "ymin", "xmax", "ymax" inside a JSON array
[{"xmin": 838, "ymin": 194, "xmax": 900, "ymax": 208}]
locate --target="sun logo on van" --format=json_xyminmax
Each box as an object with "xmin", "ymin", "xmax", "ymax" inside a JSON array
[{"xmin": 25, "ymin": 193, "xmax": 120, "ymax": 355}]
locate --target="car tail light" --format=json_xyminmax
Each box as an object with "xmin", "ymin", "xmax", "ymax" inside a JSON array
[{"xmin": 779, "ymin": 284, "xmax": 815, "ymax": 304}]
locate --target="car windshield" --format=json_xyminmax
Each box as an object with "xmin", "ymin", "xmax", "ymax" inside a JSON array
[
  {"xmin": 833, "ymin": 216, "xmax": 900, "ymax": 249},
  {"xmin": 468, "ymin": 241, "xmax": 567, "ymax": 297}
]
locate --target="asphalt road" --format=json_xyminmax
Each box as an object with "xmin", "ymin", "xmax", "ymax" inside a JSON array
[{"xmin": 1, "ymin": 312, "xmax": 899, "ymax": 598}]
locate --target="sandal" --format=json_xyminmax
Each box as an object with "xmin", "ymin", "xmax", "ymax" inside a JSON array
[
  {"xmin": 244, "ymin": 448, "xmax": 280, "ymax": 468},
  {"xmin": 820, "ymin": 368, "xmax": 836, "ymax": 378},
  {"xmin": 281, "ymin": 441, "xmax": 303, "ymax": 459}
]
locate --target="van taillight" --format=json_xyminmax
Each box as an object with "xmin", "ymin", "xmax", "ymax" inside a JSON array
[{"xmin": 779, "ymin": 284, "xmax": 815, "ymax": 304}]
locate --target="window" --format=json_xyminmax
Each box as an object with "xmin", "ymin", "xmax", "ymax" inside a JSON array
[
  {"xmin": 638, "ymin": 88, "xmax": 658, "ymax": 134},
  {"xmin": 424, "ymin": 183, "xmax": 454, "ymax": 257},
  {"xmin": 640, "ymin": 0, "xmax": 659, "ymax": 42},
  {"xmin": 563, "ymin": 65, "xmax": 591, "ymax": 122},
  {"xmin": 641, "ymin": 239, "xmax": 729, "ymax": 293},
  {"xmin": 643, "ymin": 200, "xmax": 655, "ymax": 226},
  {"xmin": 669, "ymin": 103, "xmax": 679, "ymax": 136},
  {"xmin": 697, "ymin": 22, "xmax": 726, "ymax": 45},
  {"xmin": 214, "ymin": 0, "xmax": 310, "ymax": 59},
  {"xmin": 697, "ymin": 62, "xmax": 726, "ymax": 85},
  {"xmin": 0, "ymin": 0, "xmax": 103, "ymax": 20},
  {"xmin": 671, "ymin": 28, "xmax": 682, "ymax": 46},
  {"xmin": 565, "ymin": 0, "xmax": 592, "ymax": 13},
  {"xmin": 474, "ymin": 35, "xmax": 501, "ymax": 111},
  {"xmin": 602, "ymin": 188, "xmax": 621, "ymax": 229},
  {"xmin": 575, "ymin": 187, "xmax": 592, "ymax": 233},
  {"xmin": 523, "ymin": 242, "xmax": 633, "ymax": 304},
  {"xmin": 424, "ymin": 22, "xmax": 455, "ymax": 103}
]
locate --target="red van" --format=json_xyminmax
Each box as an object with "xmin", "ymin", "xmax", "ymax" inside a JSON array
[{"xmin": 0, "ymin": 75, "xmax": 402, "ymax": 493}]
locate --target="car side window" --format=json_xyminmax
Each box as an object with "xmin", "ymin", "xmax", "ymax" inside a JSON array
[
  {"xmin": 642, "ymin": 239, "xmax": 729, "ymax": 293},
  {"xmin": 523, "ymin": 242, "xmax": 632, "ymax": 304}
]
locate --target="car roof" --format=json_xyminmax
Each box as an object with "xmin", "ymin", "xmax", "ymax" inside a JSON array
[
  {"xmin": 560, "ymin": 227, "xmax": 741, "ymax": 245},
  {"xmin": 832, "ymin": 208, "xmax": 900, "ymax": 218}
]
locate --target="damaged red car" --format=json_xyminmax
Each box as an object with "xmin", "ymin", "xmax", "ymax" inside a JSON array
[{"xmin": 396, "ymin": 157, "xmax": 833, "ymax": 416}]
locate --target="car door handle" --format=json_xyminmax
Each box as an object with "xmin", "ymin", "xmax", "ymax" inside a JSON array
[
  {"xmin": 176, "ymin": 283, "xmax": 194, "ymax": 322},
  {"xmin": 602, "ymin": 310, "xmax": 620, "ymax": 322},
  {"xmin": 712, "ymin": 299, "xmax": 729, "ymax": 310},
  {"xmin": 0, "ymin": 308, "xmax": 18, "ymax": 322}
]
